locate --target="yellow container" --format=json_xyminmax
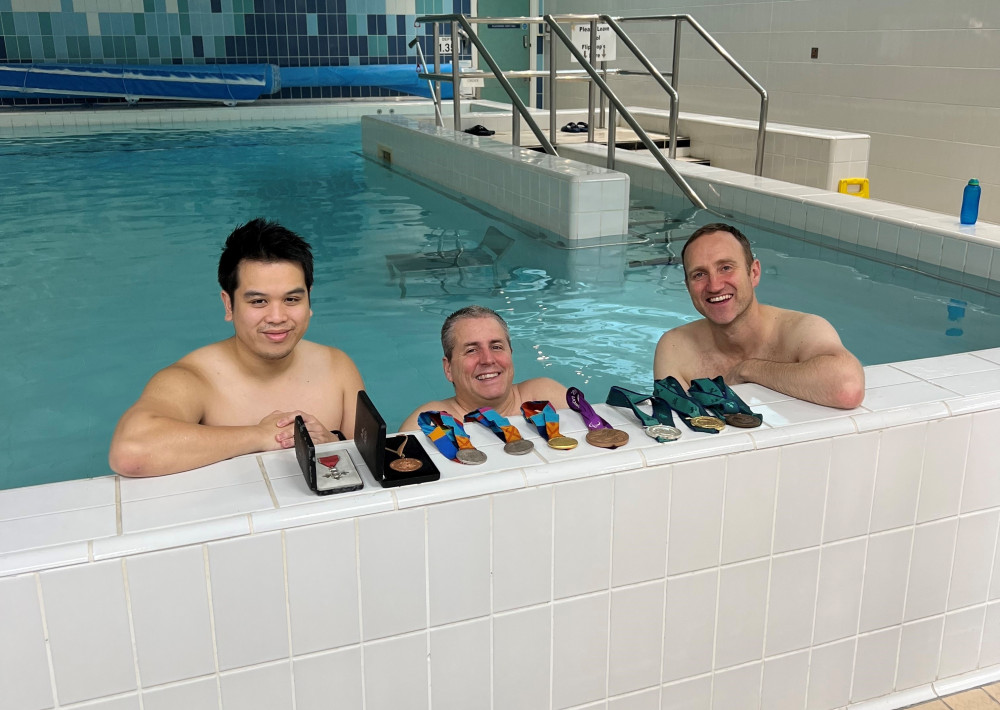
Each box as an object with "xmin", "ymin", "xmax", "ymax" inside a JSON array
[{"xmin": 838, "ymin": 177, "xmax": 870, "ymax": 198}]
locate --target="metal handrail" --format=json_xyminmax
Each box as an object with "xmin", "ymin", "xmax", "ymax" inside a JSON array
[
  {"xmin": 545, "ymin": 15, "xmax": 706, "ymax": 210},
  {"xmin": 617, "ymin": 13, "xmax": 769, "ymax": 175},
  {"xmin": 416, "ymin": 14, "xmax": 556, "ymax": 155},
  {"xmin": 407, "ymin": 37, "xmax": 444, "ymax": 127}
]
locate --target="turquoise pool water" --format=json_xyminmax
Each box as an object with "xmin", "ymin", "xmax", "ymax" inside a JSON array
[{"xmin": 2, "ymin": 118, "xmax": 998, "ymax": 489}]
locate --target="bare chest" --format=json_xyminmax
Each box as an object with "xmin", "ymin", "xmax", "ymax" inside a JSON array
[{"xmin": 201, "ymin": 369, "xmax": 342, "ymax": 428}]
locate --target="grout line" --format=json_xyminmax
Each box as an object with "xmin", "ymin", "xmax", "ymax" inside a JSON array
[
  {"xmin": 120, "ymin": 558, "xmax": 145, "ymax": 709},
  {"xmin": 280, "ymin": 531, "xmax": 296, "ymax": 709},
  {"xmin": 258, "ymin": 456, "xmax": 279, "ymax": 510},
  {"xmin": 201, "ymin": 545, "xmax": 223, "ymax": 710},
  {"xmin": 115, "ymin": 475, "xmax": 123, "ymax": 536},
  {"xmin": 35, "ymin": 572, "xmax": 61, "ymax": 709}
]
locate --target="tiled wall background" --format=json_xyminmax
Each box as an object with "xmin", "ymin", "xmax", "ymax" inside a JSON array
[
  {"xmin": 2, "ymin": 410, "xmax": 999, "ymax": 710},
  {"xmin": 548, "ymin": 0, "xmax": 1000, "ymax": 223},
  {"xmin": 0, "ymin": 0, "xmax": 471, "ymax": 101}
]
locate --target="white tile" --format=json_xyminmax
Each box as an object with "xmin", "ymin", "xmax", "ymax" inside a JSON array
[
  {"xmin": 860, "ymin": 528, "xmax": 913, "ymax": 633},
  {"xmin": 961, "ymin": 409, "xmax": 1000, "ymax": 513},
  {"xmin": 143, "ymin": 677, "xmax": 219, "ymax": 710},
  {"xmin": 363, "ymin": 633, "xmax": 428, "ymax": 710},
  {"xmin": 0, "ymin": 506, "xmax": 117, "ymax": 555},
  {"xmin": 861, "ymin": 381, "xmax": 960, "ymax": 411},
  {"xmin": 862, "ymin": 365, "xmax": 919, "ymax": 389},
  {"xmin": 906, "ymin": 518, "xmax": 958, "ymax": 622},
  {"xmin": 824, "ymin": 433, "xmax": 878, "ymax": 543},
  {"xmin": 0, "ymin": 541, "xmax": 90, "ymax": 577},
  {"xmin": 917, "ymin": 416, "xmax": 971, "ymax": 523},
  {"xmin": 667, "ymin": 457, "xmax": 724, "ymax": 575},
  {"xmin": 219, "ymin": 662, "xmax": 292, "ymax": 710},
  {"xmin": 892, "ymin": 353, "xmax": 1000, "ymax": 380},
  {"xmin": 126, "ymin": 546, "xmax": 215, "ymax": 687},
  {"xmin": 608, "ymin": 582, "xmax": 664, "ymax": 696},
  {"xmin": 814, "ymin": 538, "xmax": 867, "ymax": 645},
  {"xmin": 611, "ymin": 467, "xmax": 669, "ymax": 586},
  {"xmin": 766, "ymin": 549, "xmax": 820, "ymax": 655},
  {"xmin": 0, "ymin": 476, "xmax": 115, "ymax": 521},
  {"xmin": 663, "ymin": 569, "xmax": 717, "ymax": 682},
  {"xmin": 806, "ymin": 638, "xmax": 855, "ymax": 710},
  {"xmin": 730, "ymin": 383, "xmax": 793, "ymax": 406},
  {"xmin": 761, "ymin": 651, "xmax": 809, "ymax": 710},
  {"xmin": 751, "ymin": 398, "xmax": 861, "ymax": 427},
  {"xmin": 608, "ymin": 687, "xmax": 659, "ymax": 710},
  {"xmin": 492, "ymin": 486, "xmax": 552, "ymax": 612},
  {"xmin": 206, "ymin": 532, "xmax": 288, "ymax": 671},
  {"xmin": 494, "ymin": 606, "xmax": 550, "ymax": 710},
  {"xmin": 640, "ymin": 431, "xmax": 756, "ymax": 468},
  {"xmin": 284, "ymin": 519, "xmax": 360, "ymax": 656},
  {"xmin": 721, "ymin": 449, "xmax": 778, "ymax": 564},
  {"xmin": 661, "ymin": 675, "xmax": 712, "ymax": 710},
  {"xmin": 93, "ymin": 516, "xmax": 251, "ymax": 561},
  {"xmin": 293, "ymin": 647, "xmax": 362, "ymax": 710},
  {"xmin": 939, "ymin": 605, "xmax": 987, "ymax": 679},
  {"xmin": 930, "ymin": 369, "xmax": 1000, "ymax": 397},
  {"xmin": 870, "ymin": 423, "xmax": 925, "ymax": 533},
  {"xmin": 896, "ymin": 616, "xmax": 944, "ymax": 691},
  {"xmin": 773, "ymin": 440, "xmax": 829, "ymax": 553},
  {"xmin": 852, "ymin": 627, "xmax": 901, "ymax": 703},
  {"xmin": 552, "ymin": 593, "xmax": 609, "ymax": 709},
  {"xmin": 429, "ymin": 619, "xmax": 490, "ymax": 710},
  {"xmin": 715, "ymin": 559, "xmax": 768, "ymax": 669},
  {"xmin": 121, "ymin": 482, "xmax": 273, "ymax": 534},
  {"xmin": 748, "ymin": 417, "xmax": 857, "ymax": 450},
  {"xmin": 0, "ymin": 574, "xmax": 53, "ymax": 710},
  {"xmin": 982, "ymin": 602, "xmax": 1000, "ymax": 667},
  {"xmin": 554, "ymin": 476, "xmax": 613, "ymax": 599},
  {"xmin": 251, "ymin": 489, "xmax": 394, "ymax": 533},
  {"xmin": 394, "ymin": 468, "xmax": 526, "ymax": 509},
  {"xmin": 40, "ymin": 560, "xmax": 136, "ymax": 705},
  {"xmin": 712, "ymin": 662, "xmax": 761, "ymax": 710},
  {"xmin": 120, "ymin": 455, "xmax": 262, "ymax": 502},
  {"xmin": 428, "ymin": 497, "xmax": 490, "ymax": 625},
  {"xmin": 949, "ymin": 510, "xmax": 999, "ymax": 610},
  {"xmin": 71, "ymin": 695, "xmax": 140, "ymax": 710},
  {"xmin": 358, "ymin": 509, "xmax": 426, "ymax": 641}
]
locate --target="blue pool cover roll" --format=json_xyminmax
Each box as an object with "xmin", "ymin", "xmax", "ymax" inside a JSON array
[{"xmin": 0, "ymin": 62, "xmax": 451, "ymax": 102}]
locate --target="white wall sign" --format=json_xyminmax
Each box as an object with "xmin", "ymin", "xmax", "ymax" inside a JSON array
[{"xmin": 570, "ymin": 22, "xmax": 616, "ymax": 62}]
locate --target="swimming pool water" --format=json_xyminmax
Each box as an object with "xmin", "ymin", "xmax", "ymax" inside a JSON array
[{"xmin": 2, "ymin": 118, "xmax": 998, "ymax": 489}]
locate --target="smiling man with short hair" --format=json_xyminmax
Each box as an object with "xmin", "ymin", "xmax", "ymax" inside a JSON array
[
  {"xmin": 400, "ymin": 305, "xmax": 566, "ymax": 430},
  {"xmin": 653, "ymin": 223, "xmax": 865, "ymax": 409},
  {"xmin": 109, "ymin": 218, "xmax": 364, "ymax": 477}
]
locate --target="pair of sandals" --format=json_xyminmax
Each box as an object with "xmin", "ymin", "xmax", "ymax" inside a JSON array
[
  {"xmin": 560, "ymin": 121, "xmax": 588, "ymax": 133},
  {"xmin": 464, "ymin": 124, "xmax": 495, "ymax": 136}
]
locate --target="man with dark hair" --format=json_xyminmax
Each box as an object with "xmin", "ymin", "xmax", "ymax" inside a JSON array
[
  {"xmin": 654, "ymin": 223, "xmax": 865, "ymax": 409},
  {"xmin": 110, "ymin": 218, "xmax": 364, "ymax": 477},
  {"xmin": 400, "ymin": 305, "xmax": 567, "ymax": 430}
]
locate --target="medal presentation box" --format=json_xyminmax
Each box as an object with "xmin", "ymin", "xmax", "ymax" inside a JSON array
[
  {"xmin": 293, "ymin": 415, "xmax": 364, "ymax": 495},
  {"xmin": 355, "ymin": 390, "xmax": 439, "ymax": 487}
]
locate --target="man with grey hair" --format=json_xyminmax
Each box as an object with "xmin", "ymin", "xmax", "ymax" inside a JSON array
[{"xmin": 400, "ymin": 305, "xmax": 567, "ymax": 430}]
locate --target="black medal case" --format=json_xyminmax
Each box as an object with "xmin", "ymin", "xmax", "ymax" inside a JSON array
[{"xmin": 355, "ymin": 391, "xmax": 439, "ymax": 487}]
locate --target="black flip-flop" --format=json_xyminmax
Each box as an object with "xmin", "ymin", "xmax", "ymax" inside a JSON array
[
  {"xmin": 464, "ymin": 124, "xmax": 495, "ymax": 136},
  {"xmin": 560, "ymin": 122, "xmax": 578, "ymax": 133},
  {"xmin": 575, "ymin": 122, "xmax": 588, "ymax": 131}
]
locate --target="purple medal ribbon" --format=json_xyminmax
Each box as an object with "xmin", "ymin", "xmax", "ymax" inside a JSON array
[{"xmin": 566, "ymin": 387, "xmax": 613, "ymax": 431}]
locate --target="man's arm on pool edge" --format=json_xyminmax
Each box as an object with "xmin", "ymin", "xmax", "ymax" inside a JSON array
[
  {"xmin": 108, "ymin": 365, "xmax": 284, "ymax": 477},
  {"xmin": 726, "ymin": 317, "xmax": 866, "ymax": 410}
]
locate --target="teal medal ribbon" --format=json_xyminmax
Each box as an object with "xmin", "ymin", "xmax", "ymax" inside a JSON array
[{"xmin": 605, "ymin": 386, "xmax": 681, "ymax": 442}]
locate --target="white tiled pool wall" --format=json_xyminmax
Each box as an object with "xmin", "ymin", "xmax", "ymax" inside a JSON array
[
  {"xmin": 360, "ymin": 115, "xmax": 630, "ymax": 240},
  {"xmin": 2, "ymin": 391, "xmax": 1000, "ymax": 710},
  {"xmin": 557, "ymin": 142, "xmax": 1000, "ymax": 297}
]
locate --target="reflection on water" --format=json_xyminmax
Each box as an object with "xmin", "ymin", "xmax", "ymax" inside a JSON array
[{"xmin": 1, "ymin": 120, "xmax": 997, "ymax": 488}]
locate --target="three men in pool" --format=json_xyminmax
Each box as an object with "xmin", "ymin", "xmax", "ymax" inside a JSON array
[
  {"xmin": 109, "ymin": 218, "xmax": 365, "ymax": 477},
  {"xmin": 654, "ymin": 222, "xmax": 865, "ymax": 410},
  {"xmin": 399, "ymin": 305, "xmax": 567, "ymax": 431}
]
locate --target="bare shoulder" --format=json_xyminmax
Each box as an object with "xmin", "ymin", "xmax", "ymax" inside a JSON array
[
  {"xmin": 654, "ymin": 320, "xmax": 708, "ymax": 380},
  {"xmin": 400, "ymin": 399, "xmax": 453, "ymax": 432},
  {"xmin": 132, "ymin": 350, "xmax": 217, "ymax": 421},
  {"xmin": 301, "ymin": 341, "xmax": 361, "ymax": 372},
  {"xmin": 765, "ymin": 306, "xmax": 848, "ymax": 357},
  {"xmin": 518, "ymin": 377, "xmax": 568, "ymax": 403}
]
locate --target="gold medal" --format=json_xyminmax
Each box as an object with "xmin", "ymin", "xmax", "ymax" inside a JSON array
[
  {"xmin": 689, "ymin": 415, "xmax": 726, "ymax": 431},
  {"xmin": 547, "ymin": 435, "xmax": 579, "ymax": 450}
]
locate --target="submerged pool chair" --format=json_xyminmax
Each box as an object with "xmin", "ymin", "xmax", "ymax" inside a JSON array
[{"xmin": 385, "ymin": 226, "xmax": 515, "ymax": 298}]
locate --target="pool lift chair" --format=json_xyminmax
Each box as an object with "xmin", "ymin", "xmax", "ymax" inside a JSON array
[{"xmin": 385, "ymin": 226, "xmax": 515, "ymax": 298}]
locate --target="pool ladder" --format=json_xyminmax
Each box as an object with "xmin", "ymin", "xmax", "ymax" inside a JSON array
[{"xmin": 415, "ymin": 13, "xmax": 770, "ymax": 213}]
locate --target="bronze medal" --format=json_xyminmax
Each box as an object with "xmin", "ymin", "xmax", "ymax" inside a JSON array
[
  {"xmin": 724, "ymin": 412, "xmax": 762, "ymax": 428},
  {"xmin": 456, "ymin": 448, "xmax": 488, "ymax": 465},
  {"xmin": 585, "ymin": 428, "xmax": 630, "ymax": 449},
  {"xmin": 547, "ymin": 435, "xmax": 579, "ymax": 450},
  {"xmin": 689, "ymin": 415, "xmax": 726, "ymax": 431},
  {"xmin": 390, "ymin": 457, "xmax": 423, "ymax": 473},
  {"xmin": 503, "ymin": 438, "xmax": 535, "ymax": 455}
]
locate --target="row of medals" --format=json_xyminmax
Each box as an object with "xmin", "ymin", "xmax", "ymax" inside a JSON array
[{"xmin": 387, "ymin": 411, "xmax": 757, "ymax": 472}]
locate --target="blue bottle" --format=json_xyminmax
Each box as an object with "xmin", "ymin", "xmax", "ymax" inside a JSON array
[{"xmin": 960, "ymin": 178, "xmax": 981, "ymax": 224}]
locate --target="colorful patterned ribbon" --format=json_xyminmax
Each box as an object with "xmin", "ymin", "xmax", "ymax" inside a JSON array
[
  {"xmin": 417, "ymin": 411, "xmax": 476, "ymax": 460},
  {"xmin": 464, "ymin": 407, "xmax": 525, "ymax": 444},
  {"xmin": 520, "ymin": 401, "xmax": 565, "ymax": 442}
]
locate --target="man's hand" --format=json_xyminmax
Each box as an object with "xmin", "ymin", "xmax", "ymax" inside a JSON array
[{"xmin": 267, "ymin": 411, "xmax": 336, "ymax": 449}]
